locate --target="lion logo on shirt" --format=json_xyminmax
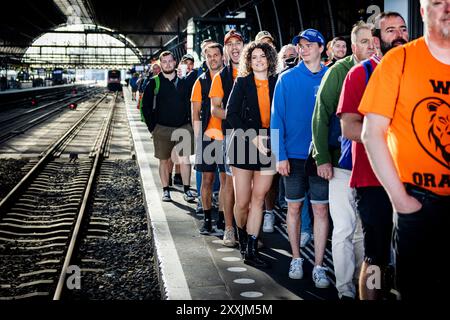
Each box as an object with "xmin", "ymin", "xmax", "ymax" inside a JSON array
[{"xmin": 412, "ymin": 97, "xmax": 450, "ymax": 169}]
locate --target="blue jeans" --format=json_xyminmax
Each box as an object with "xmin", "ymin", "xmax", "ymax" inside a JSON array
[{"xmin": 278, "ymin": 177, "xmax": 312, "ymax": 234}]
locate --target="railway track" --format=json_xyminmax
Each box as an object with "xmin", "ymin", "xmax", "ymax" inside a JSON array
[
  {"xmin": 0, "ymin": 87, "xmax": 102, "ymax": 144},
  {"xmin": 0, "ymin": 92, "xmax": 117, "ymax": 300}
]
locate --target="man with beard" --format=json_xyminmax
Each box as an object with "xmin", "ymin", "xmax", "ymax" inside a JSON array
[
  {"xmin": 359, "ymin": 0, "xmax": 450, "ymax": 300},
  {"xmin": 141, "ymin": 51, "xmax": 195, "ymax": 203},
  {"xmin": 191, "ymin": 43, "xmax": 230, "ymax": 240},
  {"xmin": 325, "ymin": 37, "xmax": 348, "ymax": 67},
  {"xmin": 336, "ymin": 12, "xmax": 408, "ymax": 300}
]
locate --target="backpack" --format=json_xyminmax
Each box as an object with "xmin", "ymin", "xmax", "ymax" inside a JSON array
[
  {"xmin": 140, "ymin": 75, "xmax": 160, "ymax": 124},
  {"xmin": 338, "ymin": 59, "xmax": 374, "ymax": 170}
]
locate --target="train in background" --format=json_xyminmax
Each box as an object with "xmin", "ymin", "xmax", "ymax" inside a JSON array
[{"xmin": 107, "ymin": 70, "xmax": 122, "ymax": 91}]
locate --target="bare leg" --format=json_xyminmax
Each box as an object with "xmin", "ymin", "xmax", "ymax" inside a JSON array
[
  {"xmin": 201, "ymin": 172, "xmax": 214, "ymax": 210},
  {"xmin": 225, "ymin": 175, "xmax": 236, "ymax": 226},
  {"xmin": 287, "ymin": 202, "xmax": 302, "ymax": 258},
  {"xmin": 232, "ymin": 167, "xmax": 252, "ymax": 229},
  {"xmin": 247, "ymin": 172, "xmax": 273, "ymax": 236},
  {"xmin": 311, "ymin": 203, "xmax": 329, "ymax": 266},
  {"xmin": 159, "ymin": 159, "xmax": 170, "ymax": 188}
]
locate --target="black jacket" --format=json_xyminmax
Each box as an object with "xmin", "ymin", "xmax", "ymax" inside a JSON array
[
  {"xmin": 218, "ymin": 64, "xmax": 234, "ymax": 133},
  {"xmin": 141, "ymin": 73, "xmax": 191, "ymax": 132},
  {"xmin": 226, "ymin": 73, "xmax": 277, "ymax": 132},
  {"xmin": 198, "ymin": 70, "xmax": 213, "ymax": 134}
]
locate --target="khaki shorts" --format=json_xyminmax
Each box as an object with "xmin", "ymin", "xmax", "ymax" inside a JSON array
[{"xmin": 152, "ymin": 123, "xmax": 194, "ymax": 160}]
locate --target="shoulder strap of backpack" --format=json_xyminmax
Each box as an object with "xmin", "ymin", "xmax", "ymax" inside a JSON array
[
  {"xmin": 153, "ymin": 75, "xmax": 160, "ymax": 95},
  {"xmin": 362, "ymin": 59, "xmax": 373, "ymax": 85},
  {"xmin": 152, "ymin": 75, "xmax": 160, "ymax": 111}
]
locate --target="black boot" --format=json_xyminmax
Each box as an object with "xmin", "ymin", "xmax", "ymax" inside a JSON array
[
  {"xmin": 244, "ymin": 235, "xmax": 270, "ymax": 268},
  {"xmin": 237, "ymin": 227, "xmax": 247, "ymax": 259}
]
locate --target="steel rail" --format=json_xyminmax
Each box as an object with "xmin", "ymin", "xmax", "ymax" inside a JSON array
[
  {"xmin": 0, "ymin": 93, "xmax": 108, "ymax": 216},
  {"xmin": 53, "ymin": 92, "xmax": 118, "ymax": 300}
]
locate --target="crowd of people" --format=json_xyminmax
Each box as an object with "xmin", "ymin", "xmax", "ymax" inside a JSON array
[{"xmin": 137, "ymin": 0, "xmax": 449, "ymax": 301}]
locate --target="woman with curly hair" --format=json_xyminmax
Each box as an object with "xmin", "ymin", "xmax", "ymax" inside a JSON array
[{"xmin": 225, "ymin": 41, "xmax": 278, "ymax": 268}]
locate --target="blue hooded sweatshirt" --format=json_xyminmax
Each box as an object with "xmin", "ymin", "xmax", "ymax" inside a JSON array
[{"xmin": 270, "ymin": 61, "xmax": 327, "ymax": 162}]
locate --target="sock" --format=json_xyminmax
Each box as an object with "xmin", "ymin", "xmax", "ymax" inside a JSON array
[
  {"xmin": 163, "ymin": 186, "xmax": 170, "ymax": 192},
  {"xmin": 174, "ymin": 173, "xmax": 182, "ymax": 179},
  {"xmin": 183, "ymin": 185, "xmax": 190, "ymax": 193},
  {"xmin": 218, "ymin": 211, "xmax": 224, "ymax": 221},
  {"xmin": 265, "ymin": 209, "xmax": 273, "ymax": 215},
  {"xmin": 203, "ymin": 209, "xmax": 212, "ymax": 221}
]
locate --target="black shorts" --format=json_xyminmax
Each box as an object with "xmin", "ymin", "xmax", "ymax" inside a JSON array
[
  {"xmin": 355, "ymin": 186, "xmax": 393, "ymax": 266},
  {"xmin": 194, "ymin": 138, "xmax": 225, "ymax": 173},
  {"xmin": 227, "ymin": 130, "xmax": 275, "ymax": 172}
]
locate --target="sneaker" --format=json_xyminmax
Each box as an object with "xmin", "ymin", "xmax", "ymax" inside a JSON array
[
  {"xmin": 223, "ymin": 227, "xmax": 236, "ymax": 247},
  {"xmin": 300, "ymin": 232, "xmax": 311, "ymax": 248},
  {"xmin": 212, "ymin": 192, "xmax": 219, "ymax": 209},
  {"xmin": 195, "ymin": 198, "xmax": 203, "ymax": 214},
  {"xmin": 312, "ymin": 265, "xmax": 330, "ymax": 288},
  {"xmin": 162, "ymin": 190, "xmax": 171, "ymax": 202},
  {"xmin": 262, "ymin": 212, "xmax": 275, "ymax": 233},
  {"xmin": 199, "ymin": 219, "xmax": 212, "ymax": 235},
  {"xmin": 173, "ymin": 174, "xmax": 183, "ymax": 186},
  {"xmin": 183, "ymin": 190, "xmax": 195, "ymax": 202},
  {"xmin": 288, "ymin": 258, "xmax": 304, "ymax": 279}
]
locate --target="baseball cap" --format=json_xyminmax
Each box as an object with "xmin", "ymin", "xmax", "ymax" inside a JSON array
[
  {"xmin": 224, "ymin": 29, "xmax": 244, "ymax": 44},
  {"xmin": 181, "ymin": 54, "xmax": 194, "ymax": 63},
  {"xmin": 292, "ymin": 29, "xmax": 325, "ymax": 46},
  {"xmin": 255, "ymin": 30, "xmax": 274, "ymax": 43}
]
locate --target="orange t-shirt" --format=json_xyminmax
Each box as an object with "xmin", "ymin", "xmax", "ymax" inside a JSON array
[
  {"xmin": 359, "ymin": 37, "xmax": 450, "ymax": 196},
  {"xmin": 209, "ymin": 67, "xmax": 238, "ymax": 99},
  {"xmin": 192, "ymin": 73, "xmax": 223, "ymax": 140},
  {"xmin": 191, "ymin": 77, "xmax": 202, "ymax": 102},
  {"xmin": 254, "ymin": 78, "xmax": 271, "ymax": 128}
]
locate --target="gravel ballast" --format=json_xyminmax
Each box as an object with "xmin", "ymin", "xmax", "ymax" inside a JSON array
[{"xmin": 67, "ymin": 160, "xmax": 161, "ymax": 300}]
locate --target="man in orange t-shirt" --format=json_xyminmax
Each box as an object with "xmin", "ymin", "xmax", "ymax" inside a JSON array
[
  {"xmin": 209, "ymin": 29, "xmax": 245, "ymax": 254},
  {"xmin": 359, "ymin": 0, "xmax": 450, "ymax": 300},
  {"xmin": 191, "ymin": 43, "xmax": 230, "ymax": 240}
]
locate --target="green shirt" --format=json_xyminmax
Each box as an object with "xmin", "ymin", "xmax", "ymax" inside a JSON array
[{"xmin": 312, "ymin": 55, "xmax": 356, "ymax": 167}]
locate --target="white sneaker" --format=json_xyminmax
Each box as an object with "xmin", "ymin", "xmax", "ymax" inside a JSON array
[
  {"xmin": 223, "ymin": 227, "xmax": 236, "ymax": 247},
  {"xmin": 312, "ymin": 265, "xmax": 330, "ymax": 288},
  {"xmin": 300, "ymin": 232, "xmax": 311, "ymax": 248},
  {"xmin": 262, "ymin": 212, "xmax": 274, "ymax": 233},
  {"xmin": 288, "ymin": 258, "xmax": 304, "ymax": 279}
]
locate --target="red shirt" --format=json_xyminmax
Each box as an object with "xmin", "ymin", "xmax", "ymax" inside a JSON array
[{"xmin": 336, "ymin": 56, "xmax": 381, "ymax": 188}]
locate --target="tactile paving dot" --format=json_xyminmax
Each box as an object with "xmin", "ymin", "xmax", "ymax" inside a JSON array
[
  {"xmin": 240, "ymin": 291, "xmax": 263, "ymax": 298},
  {"xmin": 217, "ymin": 248, "xmax": 234, "ymax": 252},
  {"xmin": 222, "ymin": 257, "xmax": 240, "ymax": 262},
  {"xmin": 233, "ymin": 278, "xmax": 255, "ymax": 284},
  {"xmin": 227, "ymin": 267, "xmax": 247, "ymax": 272}
]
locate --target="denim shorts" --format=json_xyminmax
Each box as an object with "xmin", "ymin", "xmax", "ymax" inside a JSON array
[{"xmin": 283, "ymin": 158, "xmax": 329, "ymax": 204}]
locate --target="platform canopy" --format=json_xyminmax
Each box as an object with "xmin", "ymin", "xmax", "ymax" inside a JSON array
[{"xmin": 0, "ymin": 0, "xmax": 222, "ymax": 68}]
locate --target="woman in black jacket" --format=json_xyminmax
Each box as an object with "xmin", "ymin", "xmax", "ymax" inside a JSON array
[{"xmin": 226, "ymin": 41, "xmax": 278, "ymax": 268}]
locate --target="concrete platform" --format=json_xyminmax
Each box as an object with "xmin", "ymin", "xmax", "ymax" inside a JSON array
[{"xmin": 123, "ymin": 86, "xmax": 338, "ymax": 301}]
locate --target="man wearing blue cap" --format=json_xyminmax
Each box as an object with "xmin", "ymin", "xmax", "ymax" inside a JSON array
[
  {"xmin": 311, "ymin": 21, "xmax": 376, "ymax": 300},
  {"xmin": 271, "ymin": 28, "xmax": 330, "ymax": 286}
]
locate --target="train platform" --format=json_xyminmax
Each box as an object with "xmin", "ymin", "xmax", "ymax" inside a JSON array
[
  {"xmin": 123, "ymin": 86, "xmax": 339, "ymax": 301},
  {"xmin": 0, "ymin": 83, "xmax": 84, "ymax": 96}
]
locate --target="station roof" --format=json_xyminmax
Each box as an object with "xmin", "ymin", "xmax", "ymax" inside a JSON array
[{"xmin": 1, "ymin": 0, "xmax": 222, "ymax": 66}]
